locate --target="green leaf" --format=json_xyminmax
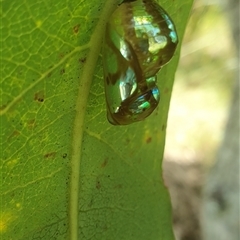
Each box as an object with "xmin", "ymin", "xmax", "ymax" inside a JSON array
[{"xmin": 0, "ymin": 0, "xmax": 193, "ymax": 239}]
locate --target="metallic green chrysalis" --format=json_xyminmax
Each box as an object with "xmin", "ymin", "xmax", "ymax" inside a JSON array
[{"xmin": 103, "ymin": 0, "xmax": 178, "ymax": 125}]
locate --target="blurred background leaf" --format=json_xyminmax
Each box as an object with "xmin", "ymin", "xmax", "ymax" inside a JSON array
[
  {"xmin": 163, "ymin": 0, "xmax": 237, "ymax": 239},
  {"xmin": 165, "ymin": 0, "xmax": 235, "ymax": 164}
]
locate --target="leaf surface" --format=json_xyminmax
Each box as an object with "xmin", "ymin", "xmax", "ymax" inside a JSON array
[{"xmin": 0, "ymin": 0, "xmax": 193, "ymax": 239}]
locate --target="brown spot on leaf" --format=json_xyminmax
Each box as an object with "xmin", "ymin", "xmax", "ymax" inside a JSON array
[
  {"xmin": 47, "ymin": 72, "xmax": 52, "ymax": 78},
  {"xmin": 27, "ymin": 119, "xmax": 36, "ymax": 129},
  {"xmin": 34, "ymin": 91, "xmax": 44, "ymax": 102},
  {"xmin": 44, "ymin": 152, "xmax": 56, "ymax": 159},
  {"xmin": 0, "ymin": 104, "xmax": 7, "ymax": 111},
  {"xmin": 79, "ymin": 57, "xmax": 86, "ymax": 64},
  {"xmin": 164, "ymin": 88, "xmax": 170, "ymax": 94},
  {"xmin": 8, "ymin": 130, "xmax": 20, "ymax": 140},
  {"xmin": 146, "ymin": 137, "xmax": 152, "ymax": 144},
  {"xmin": 101, "ymin": 158, "xmax": 108, "ymax": 168},
  {"xmin": 59, "ymin": 53, "xmax": 65, "ymax": 59},
  {"xmin": 60, "ymin": 69, "xmax": 65, "ymax": 75},
  {"xmin": 96, "ymin": 180, "xmax": 101, "ymax": 189},
  {"xmin": 73, "ymin": 24, "xmax": 80, "ymax": 34}
]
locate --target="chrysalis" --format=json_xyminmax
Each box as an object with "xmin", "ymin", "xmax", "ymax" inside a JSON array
[{"xmin": 103, "ymin": 0, "xmax": 178, "ymax": 125}]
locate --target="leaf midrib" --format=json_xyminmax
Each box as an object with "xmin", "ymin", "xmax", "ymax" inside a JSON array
[{"xmin": 69, "ymin": 1, "xmax": 119, "ymax": 239}]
